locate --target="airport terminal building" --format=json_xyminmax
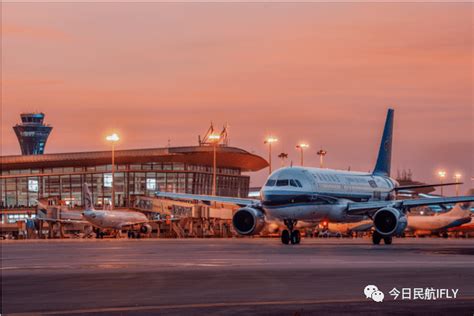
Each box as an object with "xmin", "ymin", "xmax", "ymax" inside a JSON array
[{"xmin": 0, "ymin": 146, "xmax": 267, "ymax": 211}]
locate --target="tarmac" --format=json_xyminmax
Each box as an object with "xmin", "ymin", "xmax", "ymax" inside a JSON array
[{"xmin": 1, "ymin": 238, "xmax": 474, "ymax": 315}]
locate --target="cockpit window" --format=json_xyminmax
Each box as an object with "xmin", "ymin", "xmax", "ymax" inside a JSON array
[
  {"xmin": 276, "ymin": 179, "xmax": 289, "ymax": 186},
  {"xmin": 265, "ymin": 179, "xmax": 276, "ymax": 187},
  {"xmin": 295, "ymin": 180, "xmax": 303, "ymax": 187},
  {"xmin": 290, "ymin": 180, "xmax": 298, "ymax": 187}
]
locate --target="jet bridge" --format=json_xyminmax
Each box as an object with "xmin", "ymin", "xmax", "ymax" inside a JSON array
[{"xmin": 132, "ymin": 195, "xmax": 235, "ymax": 238}]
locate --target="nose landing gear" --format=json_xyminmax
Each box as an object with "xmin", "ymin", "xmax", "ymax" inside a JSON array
[{"xmin": 281, "ymin": 219, "xmax": 301, "ymax": 245}]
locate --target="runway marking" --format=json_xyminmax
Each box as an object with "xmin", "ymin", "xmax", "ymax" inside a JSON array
[{"xmin": 7, "ymin": 297, "xmax": 474, "ymax": 316}]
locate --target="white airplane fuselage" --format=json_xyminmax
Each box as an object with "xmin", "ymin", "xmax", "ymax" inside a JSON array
[
  {"xmin": 406, "ymin": 204, "xmax": 472, "ymax": 234},
  {"xmin": 82, "ymin": 209, "xmax": 149, "ymax": 230},
  {"xmin": 260, "ymin": 167, "xmax": 397, "ymax": 223}
]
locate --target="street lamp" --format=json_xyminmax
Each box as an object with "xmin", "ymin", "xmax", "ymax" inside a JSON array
[
  {"xmin": 264, "ymin": 137, "xmax": 278, "ymax": 174},
  {"xmin": 209, "ymin": 134, "xmax": 221, "ymax": 196},
  {"xmin": 296, "ymin": 143, "xmax": 309, "ymax": 166},
  {"xmin": 437, "ymin": 170, "xmax": 446, "ymax": 196},
  {"xmin": 278, "ymin": 152, "xmax": 288, "ymax": 167},
  {"xmin": 454, "ymin": 173, "xmax": 462, "ymax": 197},
  {"xmin": 106, "ymin": 133, "xmax": 120, "ymax": 209},
  {"xmin": 316, "ymin": 148, "xmax": 327, "ymax": 168}
]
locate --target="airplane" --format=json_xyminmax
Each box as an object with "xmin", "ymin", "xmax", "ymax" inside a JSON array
[
  {"xmin": 406, "ymin": 194, "xmax": 473, "ymax": 237},
  {"xmin": 82, "ymin": 183, "xmax": 166, "ymax": 238},
  {"xmin": 322, "ymin": 219, "xmax": 373, "ymax": 237},
  {"xmin": 156, "ymin": 108, "xmax": 474, "ymax": 245},
  {"xmin": 448, "ymin": 213, "xmax": 474, "ymax": 237}
]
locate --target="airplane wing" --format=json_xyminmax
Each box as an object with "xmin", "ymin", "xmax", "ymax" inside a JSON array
[
  {"xmin": 347, "ymin": 195, "xmax": 474, "ymax": 216},
  {"xmin": 155, "ymin": 191, "xmax": 259, "ymax": 207},
  {"xmin": 121, "ymin": 218, "xmax": 182, "ymax": 226},
  {"xmin": 35, "ymin": 217, "xmax": 90, "ymax": 225}
]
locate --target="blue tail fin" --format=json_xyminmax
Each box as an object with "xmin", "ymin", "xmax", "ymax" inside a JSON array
[{"xmin": 373, "ymin": 109, "xmax": 394, "ymax": 177}]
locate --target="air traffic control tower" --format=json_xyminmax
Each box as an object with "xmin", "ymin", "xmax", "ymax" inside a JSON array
[{"xmin": 13, "ymin": 113, "xmax": 53, "ymax": 155}]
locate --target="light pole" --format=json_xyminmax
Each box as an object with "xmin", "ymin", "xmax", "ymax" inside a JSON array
[
  {"xmin": 454, "ymin": 173, "xmax": 462, "ymax": 197},
  {"xmin": 437, "ymin": 170, "xmax": 446, "ymax": 196},
  {"xmin": 317, "ymin": 148, "xmax": 327, "ymax": 168},
  {"xmin": 278, "ymin": 152, "xmax": 288, "ymax": 167},
  {"xmin": 209, "ymin": 134, "xmax": 221, "ymax": 196},
  {"xmin": 106, "ymin": 133, "xmax": 120, "ymax": 209},
  {"xmin": 264, "ymin": 137, "xmax": 278, "ymax": 174},
  {"xmin": 296, "ymin": 143, "xmax": 309, "ymax": 166}
]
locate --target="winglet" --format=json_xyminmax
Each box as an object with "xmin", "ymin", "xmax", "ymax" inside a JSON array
[{"xmin": 373, "ymin": 108, "xmax": 394, "ymax": 177}]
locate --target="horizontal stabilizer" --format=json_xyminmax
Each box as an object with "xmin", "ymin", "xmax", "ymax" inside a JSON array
[{"xmin": 394, "ymin": 182, "xmax": 462, "ymax": 191}]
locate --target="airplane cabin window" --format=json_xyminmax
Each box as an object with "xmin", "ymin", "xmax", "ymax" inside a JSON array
[
  {"xmin": 265, "ymin": 179, "xmax": 276, "ymax": 187},
  {"xmin": 276, "ymin": 179, "xmax": 289, "ymax": 186}
]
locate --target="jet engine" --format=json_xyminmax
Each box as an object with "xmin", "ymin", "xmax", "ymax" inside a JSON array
[
  {"xmin": 373, "ymin": 207, "xmax": 407, "ymax": 236},
  {"xmin": 232, "ymin": 207, "xmax": 265, "ymax": 235},
  {"xmin": 140, "ymin": 224, "xmax": 152, "ymax": 234}
]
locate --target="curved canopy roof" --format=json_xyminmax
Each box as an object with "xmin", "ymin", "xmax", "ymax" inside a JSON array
[{"xmin": 0, "ymin": 146, "xmax": 268, "ymax": 172}]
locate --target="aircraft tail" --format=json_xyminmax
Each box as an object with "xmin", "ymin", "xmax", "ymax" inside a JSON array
[
  {"xmin": 373, "ymin": 108, "xmax": 394, "ymax": 177},
  {"xmin": 83, "ymin": 183, "xmax": 95, "ymax": 211},
  {"xmin": 441, "ymin": 189, "xmax": 474, "ymax": 218}
]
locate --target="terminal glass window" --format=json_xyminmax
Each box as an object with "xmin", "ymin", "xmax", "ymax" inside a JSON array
[
  {"xmin": 104, "ymin": 174, "xmax": 113, "ymax": 188},
  {"xmin": 146, "ymin": 178, "xmax": 156, "ymax": 191},
  {"xmin": 173, "ymin": 163, "xmax": 185, "ymax": 171},
  {"xmin": 156, "ymin": 173, "xmax": 166, "ymax": 191},
  {"xmin": 28, "ymin": 179, "xmax": 39, "ymax": 192}
]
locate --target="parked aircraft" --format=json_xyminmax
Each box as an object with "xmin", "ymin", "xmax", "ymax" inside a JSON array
[
  {"xmin": 406, "ymin": 194, "xmax": 473, "ymax": 237},
  {"xmin": 448, "ymin": 214, "xmax": 474, "ymax": 237},
  {"xmin": 82, "ymin": 183, "xmax": 165, "ymax": 238},
  {"xmin": 157, "ymin": 109, "xmax": 474, "ymax": 245},
  {"xmin": 322, "ymin": 219, "xmax": 373, "ymax": 236}
]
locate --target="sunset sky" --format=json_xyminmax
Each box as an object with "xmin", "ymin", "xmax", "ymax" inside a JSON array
[{"xmin": 2, "ymin": 2, "xmax": 472, "ymax": 192}]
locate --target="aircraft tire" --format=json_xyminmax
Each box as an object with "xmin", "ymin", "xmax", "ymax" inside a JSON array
[
  {"xmin": 281, "ymin": 230, "xmax": 290, "ymax": 245},
  {"xmin": 290, "ymin": 230, "xmax": 301, "ymax": 245},
  {"xmin": 291, "ymin": 230, "xmax": 301, "ymax": 244},
  {"xmin": 372, "ymin": 232, "xmax": 382, "ymax": 245},
  {"xmin": 383, "ymin": 236, "xmax": 392, "ymax": 245}
]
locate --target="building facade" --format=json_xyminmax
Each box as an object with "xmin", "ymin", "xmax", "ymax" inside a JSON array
[{"xmin": 0, "ymin": 146, "xmax": 267, "ymax": 211}]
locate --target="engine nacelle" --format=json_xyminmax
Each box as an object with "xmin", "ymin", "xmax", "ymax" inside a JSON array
[
  {"xmin": 140, "ymin": 224, "xmax": 152, "ymax": 234},
  {"xmin": 373, "ymin": 207, "xmax": 407, "ymax": 236},
  {"xmin": 232, "ymin": 207, "xmax": 265, "ymax": 236}
]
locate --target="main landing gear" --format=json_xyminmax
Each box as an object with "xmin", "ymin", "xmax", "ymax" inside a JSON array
[
  {"xmin": 372, "ymin": 231, "xmax": 392, "ymax": 245},
  {"xmin": 281, "ymin": 219, "xmax": 301, "ymax": 245}
]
